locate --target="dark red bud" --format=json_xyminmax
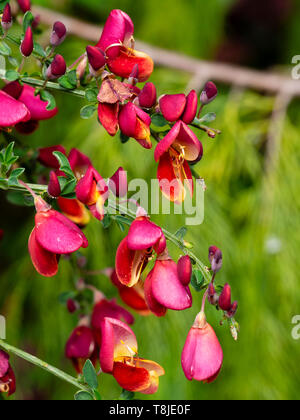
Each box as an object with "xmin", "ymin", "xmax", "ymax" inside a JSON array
[
  {"xmin": 50, "ymin": 21, "xmax": 67, "ymax": 46},
  {"xmin": 127, "ymin": 64, "xmax": 139, "ymax": 85},
  {"xmin": 48, "ymin": 171, "xmax": 61, "ymax": 198},
  {"xmin": 177, "ymin": 255, "xmax": 192, "ymax": 286},
  {"xmin": 138, "ymin": 82, "xmax": 157, "ymax": 108},
  {"xmin": 67, "ymin": 299, "xmax": 79, "ymax": 314},
  {"xmin": 200, "ymin": 81, "xmax": 218, "ymax": 105},
  {"xmin": 209, "ymin": 246, "xmax": 223, "ymax": 273},
  {"xmin": 227, "ymin": 301, "xmax": 238, "ymax": 318},
  {"xmin": 1, "ymin": 3, "xmax": 12, "ymax": 31},
  {"xmin": 86, "ymin": 46, "xmax": 106, "ymax": 72},
  {"xmin": 218, "ymin": 283, "xmax": 232, "ymax": 311},
  {"xmin": 20, "ymin": 26, "xmax": 33, "ymax": 57},
  {"xmin": 207, "ymin": 282, "xmax": 219, "ymax": 305},
  {"xmin": 17, "ymin": 0, "xmax": 31, "ymax": 14},
  {"xmin": 0, "ymin": 229, "xmax": 4, "ymax": 241},
  {"xmin": 47, "ymin": 54, "xmax": 66, "ymax": 79}
]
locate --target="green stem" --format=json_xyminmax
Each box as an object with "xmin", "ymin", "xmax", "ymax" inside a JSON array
[{"xmin": 0, "ymin": 339, "xmax": 90, "ymax": 393}]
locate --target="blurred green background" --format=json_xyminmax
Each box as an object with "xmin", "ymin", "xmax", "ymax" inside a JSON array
[{"xmin": 0, "ymin": 0, "xmax": 300, "ymax": 400}]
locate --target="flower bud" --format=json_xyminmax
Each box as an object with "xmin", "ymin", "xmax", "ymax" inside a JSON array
[
  {"xmin": 127, "ymin": 64, "xmax": 139, "ymax": 85},
  {"xmin": 20, "ymin": 26, "xmax": 33, "ymax": 57},
  {"xmin": 67, "ymin": 299, "xmax": 79, "ymax": 314},
  {"xmin": 50, "ymin": 21, "xmax": 67, "ymax": 46},
  {"xmin": 218, "ymin": 283, "xmax": 232, "ymax": 311},
  {"xmin": 109, "ymin": 167, "xmax": 128, "ymax": 198},
  {"xmin": 46, "ymin": 54, "xmax": 67, "ymax": 79},
  {"xmin": 48, "ymin": 171, "xmax": 61, "ymax": 198},
  {"xmin": 227, "ymin": 301, "xmax": 238, "ymax": 318},
  {"xmin": 86, "ymin": 46, "xmax": 106, "ymax": 74},
  {"xmin": 200, "ymin": 81, "xmax": 218, "ymax": 105},
  {"xmin": 207, "ymin": 282, "xmax": 219, "ymax": 305},
  {"xmin": 177, "ymin": 255, "xmax": 192, "ymax": 286},
  {"xmin": 76, "ymin": 56, "xmax": 88, "ymax": 80},
  {"xmin": 209, "ymin": 246, "xmax": 223, "ymax": 273},
  {"xmin": 17, "ymin": 0, "xmax": 31, "ymax": 14},
  {"xmin": 1, "ymin": 3, "xmax": 12, "ymax": 31},
  {"xmin": 138, "ymin": 82, "xmax": 157, "ymax": 109}
]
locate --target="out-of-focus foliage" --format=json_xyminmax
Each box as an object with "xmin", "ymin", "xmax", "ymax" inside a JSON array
[{"xmin": 0, "ymin": 0, "xmax": 300, "ymax": 400}]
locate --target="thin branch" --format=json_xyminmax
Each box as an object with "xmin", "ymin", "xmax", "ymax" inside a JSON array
[{"xmin": 32, "ymin": 5, "xmax": 300, "ymax": 97}]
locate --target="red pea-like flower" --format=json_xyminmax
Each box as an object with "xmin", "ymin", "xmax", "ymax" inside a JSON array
[
  {"xmin": 146, "ymin": 257, "xmax": 192, "ymax": 313},
  {"xmin": 65, "ymin": 326, "xmax": 97, "ymax": 374},
  {"xmin": 116, "ymin": 216, "xmax": 166, "ymax": 287},
  {"xmin": 68, "ymin": 148, "xmax": 92, "ymax": 179},
  {"xmin": 20, "ymin": 26, "xmax": 34, "ymax": 57},
  {"xmin": 177, "ymin": 255, "xmax": 192, "ymax": 286},
  {"xmin": 75, "ymin": 165, "xmax": 109, "ymax": 221},
  {"xmin": 46, "ymin": 54, "xmax": 67, "ymax": 79},
  {"xmin": 86, "ymin": 46, "xmax": 106, "ymax": 74},
  {"xmin": 57, "ymin": 197, "xmax": 91, "ymax": 227},
  {"xmin": 1, "ymin": 3, "xmax": 12, "ymax": 31},
  {"xmin": 154, "ymin": 121, "xmax": 203, "ymax": 203},
  {"xmin": 48, "ymin": 171, "xmax": 61, "ymax": 198},
  {"xmin": 159, "ymin": 90, "xmax": 198, "ymax": 125},
  {"xmin": 99, "ymin": 317, "xmax": 164, "ymax": 394},
  {"xmin": 181, "ymin": 312, "xmax": 223, "ymax": 383},
  {"xmin": 29, "ymin": 204, "xmax": 88, "ymax": 277},
  {"xmin": 110, "ymin": 269, "xmax": 150, "ymax": 315},
  {"xmin": 119, "ymin": 102, "xmax": 152, "ymax": 149},
  {"xmin": 0, "ymin": 91, "xmax": 31, "ymax": 129},
  {"xmin": 50, "ymin": 21, "xmax": 67, "ymax": 46},
  {"xmin": 38, "ymin": 145, "xmax": 66, "ymax": 169},
  {"xmin": 138, "ymin": 82, "xmax": 157, "ymax": 109},
  {"xmin": 200, "ymin": 81, "xmax": 218, "ymax": 105},
  {"xmin": 0, "ymin": 350, "xmax": 16, "ymax": 396},
  {"xmin": 17, "ymin": 0, "xmax": 31, "ymax": 13},
  {"xmin": 109, "ymin": 167, "xmax": 128, "ymax": 198},
  {"xmin": 97, "ymin": 10, "xmax": 153, "ymax": 82},
  {"xmin": 218, "ymin": 284, "xmax": 232, "ymax": 311}
]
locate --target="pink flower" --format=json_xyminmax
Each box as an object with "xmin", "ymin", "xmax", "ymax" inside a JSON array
[
  {"xmin": 0, "ymin": 350, "xmax": 16, "ymax": 396},
  {"xmin": 145, "ymin": 257, "xmax": 192, "ymax": 313},
  {"xmin": 97, "ymin": 10, "xmax": 153, "ymax": 82},
  {"xmin": 182, "ymin": 312, "xmax": 223, "ymax": 383},
  {"xmin": 154, "ymin": 121, "xmax": 203, "ymax": 203},
  {"xmin": 29, "ymin": 206, "xmax": 88, "ymax": 277},
  {"xmin": 119, "ymin": 102, "xmax": 152, "ymax": 149},
  {"xmin": 65, "ymin": 326, "xmax": 97, "ymax": 373},
  {"xmin": 159, "ymin": 90, "xmax": 198, "ymax": 124},
  {"xmin": 0, "ymin": 91, "xmax": 31, "ymax": 129},
  {"xmin": 115, "ymin": 216, "xmax": 166, "ymax": 287}
]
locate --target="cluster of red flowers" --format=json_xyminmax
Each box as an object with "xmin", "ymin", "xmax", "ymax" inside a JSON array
[{"xmin": 0, "ymin": 350, "xmax": 16, "ymax": 397}]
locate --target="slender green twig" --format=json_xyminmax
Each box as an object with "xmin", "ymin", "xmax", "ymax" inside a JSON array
[{"xmin": 0, "ymin": 339, "xmax": 90, "ymax": 393}]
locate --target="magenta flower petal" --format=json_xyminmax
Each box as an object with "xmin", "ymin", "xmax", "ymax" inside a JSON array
[
  {"xmin": 86, "ymin": 46, "xmax": 106, "ymax": 71},
  {"xmin": 0, "ymin": 91, "xmax": 30, "ymax": 128},
  {"xmin": 65, "ymin": 326, "xmax": 96, "ymax": 373},
  {"xmin": 17, "ymin": 0, "xmax": 31, "ymax": 13},
  {"xmin": 177, "ymin": 255, "xmax": 192, "ymax": 286},
  {"xmin": 127, "ymin": 217, "xmax": 163, "ymax": 251},
  {"xmin": 18, "ymin": 85, "xmax": 58, "ymax": 120},
  {"xmin": 138, "ymin": 82, "xmax": 157, "ymax": 108},
  {"xmin": 118, "ymin": 102, "xmax": 139, "ymax": 138},
  {"xmin": 38, "ymin": 145, "xmax": 66, "ymax": 169},
  {"xmin": 1, "ymin": 3, "xmax": 12, "ymax": 30},
  {"xmin": 181, "ymin": 90, "xmax": 198, "ymax": 125},
  {"xmin": 151, "ymin": 259, "xmax": 192, "ymax": 310},
  {"xmin": 218, "ymin": 284, "xmax": 232, "ymax": 311},
  {"xmin": 96, "ymin": 9, "xmax": 134, "ymax": 59},
  {"xmin": 144, "ymin": 271, "xmax": 167, "ymax": 317},
  {"xmin": 20, "ymin": 26, "xmax": 33, "ymax": 57},
  {"xmin": 48, "ymin": 171, "xmax": 61, "ymax": 198},
  {"xmin": 28, "ymin": 228, "xmax": 58, "ymax": 277},
  {"xmin": 159, "ymin": 94, "xmax": 186, "ymax": 122},
  {"xmin": 182, "ymin": 316, "xmax": 223, "ymax": 382},
  {"xmin": 68, "ymin": 148, "xmax": 92, "ymax": 178},
  {"xmin": 91, "ymin": 299, "xmax": 134, "ymax": 334},
  {"xmin": 0, "ymin": 350, "xmax": 9, "ymax": 378},
  {"xmin": 34, "ymin": 210, "xmax": 88, "ymax": 254},
  {"xmin": 109, "ymin": 167, "xmax": 128, "ymax": 198},
  {"xmin": 99, "ymin": 317, "xmax": 138, "ymax": 374}
]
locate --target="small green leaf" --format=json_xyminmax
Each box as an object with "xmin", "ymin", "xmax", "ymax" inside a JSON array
[
  {"xmin": 83, "ymin": 360, "xmax": 98, "ymax": 390},
  {"xmin": 0, "ymin": 41, "xmax": 12, "ymax": 56},
  {"xmin": 191, "ymin": 270, "xmax": 205, "ymax": 292},
  {"xmin": 94, "ymin": 390, "xmax": 102, "ymax": 401},
  {"xmin": 53, "ymin": 151, "xmax": 75, "ymax": 179},
  {"xmin": 74, "ymin": 391, "xmax": 94, "ymax": 401},
  {"xmin": 6, "ymin": 191, "xmax": 34, "ymax": 207},
  {"xmin": 4, "ymin": 142, "xmax": 15, "ymax": 161},
  {"xmin": 8, "ymin": 168, "xmax": 25, "ymax": 186},
  {"xmin": 85, "ymin": 88, "xmax": 98, "ymax": 103},
  {"xmin": 67, "ymin": 70, "xmax": 77, "ymax": 87},
  {"xmin": 151, "ymin": 114, "xmax": 168, "ymax": 127},
  {"xmin": 39, "ymin": 90, "xmax": 56, "ymax": 111},
  {"xmin": 120, "ymin": 390, "xmax": 135, "ymax": 400},
  {"xmin": 58, "ymin": 75, "xmax": 75, "ymax": 90},
  {"xmin": 80, "ymin": 105, "xmax": 96, "ymax": 120},
  {"xmin": 8, "ymin": 56, "xmax": 19, "ymax": 68},
  {"xmin": 33, "ymin": 42, "xmax": 46, "ymax": 58},
  {"xmin": 175, "ymin": 227, "xmax": 187, "ymax": 241},
  {"xmin": 101, "ymin": 213, "xmax": 112, "ymax": 229},
  {"xmin": 5, "ymin": 70, "xmax": 20, "ymax": 82},
  {"xmin": 23, "ymin": 11, "xmax": 34, "ymax": 32}
]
